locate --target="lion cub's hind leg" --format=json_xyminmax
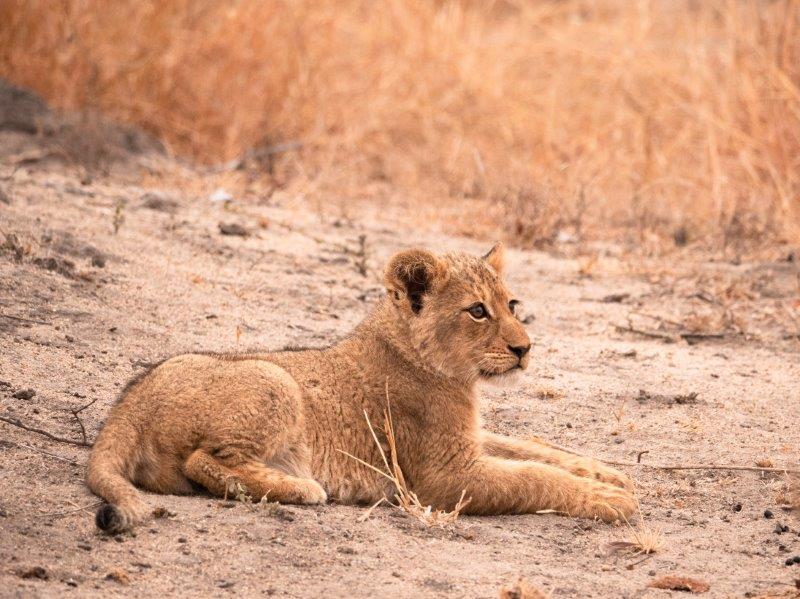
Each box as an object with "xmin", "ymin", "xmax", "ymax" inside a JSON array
[{"xmin": 182, "ymin": 449, "xmax": 327, "ymax": 505}]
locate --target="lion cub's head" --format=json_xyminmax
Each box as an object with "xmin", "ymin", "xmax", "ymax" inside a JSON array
[{"xmin": 384, "ymin": 243, "xmax": 531, "ymax": 382}]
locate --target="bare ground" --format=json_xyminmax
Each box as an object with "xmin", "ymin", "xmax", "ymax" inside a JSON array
[{"xmin": 1, "ymin": 127, "xmax": 799, "ymax": 598}]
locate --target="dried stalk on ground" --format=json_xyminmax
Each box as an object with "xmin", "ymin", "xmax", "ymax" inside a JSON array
[
  {"xmin": 338, "ymin": 386, "xmax": 470, "ymax": 527},
  {"xmin": 0, "ymin": 414, "xmax": 92, "ymax": 447},
  {"xmin": 615, "ymin": 507, "xmax": 664, "ymax": 556}
]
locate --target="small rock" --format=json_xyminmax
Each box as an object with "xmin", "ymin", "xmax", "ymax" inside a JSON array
[
  {"xmin": 77, "ymin": 542, "xmax": 92, "ymax": 551},
  {"xmin": 601, "ymin": 293, "xmax": 630, "ymax": 303},
  {"xmin": 673, "ymin": 226, "xmax": 689, "ymax": 247},
  {"xmin": 209, "ymin": 188, "xmax": 234, "ymax": 203},
  {"xmin": 18, "ymin": 566, "xmax": 48, "ymax": 580},
  {"xmin": 177, "ymin": 537, "xmax": 187, "ymax": 543},
  {"xmin": 218, "ymin": 580, "xmax": 235, "ymax": 589},
  {"xmin": 140, "ymin": 192, "xmax": 178, "ymax": 212},
  {"xmin": 91, "ymin": 255, "xmax": 106, "ymax": 268},
  {"xmin": 733, "ymin": 503, "xmax": 742, "ymax": 512},
  {"xmin": 65, "ymin": 578, "xmax": 78, "ymax": 587},
  {"xmin": 33, "ymin": 256, "xmax": 76, "ymax": 278},
  {"xmin": 219, "ymin": 222, "xmax": 249, "ymax": 237},
  {"xmin": 337, "ymin": 546, "xmax": 356, "ymax": 555},
  {"xmin": 12, "ymin": 388, "xmax": 35, "ymax": 400},
  {"xmin": 764, "ymin": 509, "xmax": 774, "ymax": 519}
]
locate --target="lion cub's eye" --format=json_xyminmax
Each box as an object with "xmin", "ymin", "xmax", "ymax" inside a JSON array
[
  {"xmin": 466, "ymin": 303, "xmax": 488, "ymax": 320},
  {"xmin": 509, "ymin": 300, "xmax": 520, "ymax": 315}
]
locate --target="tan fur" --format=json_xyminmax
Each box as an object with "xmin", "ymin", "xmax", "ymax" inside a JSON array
[{"xmin": 87, "ymin": 244, "xmax": 636, "ymax": 532}]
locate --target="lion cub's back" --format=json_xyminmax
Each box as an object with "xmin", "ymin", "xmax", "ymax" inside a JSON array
[{"xmin": 114, "ymin": 353, "xmax": 305, "ymax": 449}]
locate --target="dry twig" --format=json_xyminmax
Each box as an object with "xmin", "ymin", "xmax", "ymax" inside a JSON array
[
  {"xmin": 69, "ymin": 397, "xmax": 98, "ymax": 446},
  {"xmin": 614, "ymin": 323, "xmax": 725, "ymax": 344},
  {"xmin": 534, "ymin": 438, "xmax": 800, "ymax": 475},
  {"xmin": 0, "ymin": 311, "xmax": 50, "ymax": 326},
  {"xmin": 42, "ymin": 500, "xmax": 103, "ymax": 518},
  {"xmin": 605, "ymin": 462, "xmax": 800, "ymax": 475},
  {"xmin": 0, "ymin": 414, "xmax": 92, "ymax": 447},
  {"xmin": 5, "ymin": 440, "xmax": 82, "ymax": 465}
]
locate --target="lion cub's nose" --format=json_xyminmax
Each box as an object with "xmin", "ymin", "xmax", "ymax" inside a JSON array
[{"xmin": 508, "ymin": 344, "xmax": 531, "ymax": 359}]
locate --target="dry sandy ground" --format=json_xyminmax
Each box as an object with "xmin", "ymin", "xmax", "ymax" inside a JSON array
[{"xmin": 1, "ymin": 125, "xmax": 800, "ymax": 598}]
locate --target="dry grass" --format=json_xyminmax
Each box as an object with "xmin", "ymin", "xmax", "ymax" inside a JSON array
[
  {"xmin": 623, "ymin": 516, "xmax": 664, "ymax": 555},
  {"xmin": 338, "ymin": 386, "xmax": 470, "ymax": 527},
  {"xmin": 1, "ymin": 1, "xmax": 798, "ymax": 249},
  {"xmin": 607, "ymin": 496, "xmax": 664, "ymax": 556}
]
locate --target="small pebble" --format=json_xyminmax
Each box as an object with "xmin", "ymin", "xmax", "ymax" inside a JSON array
[
  {"xmin": 764, "ymin": 509, "xmax": 774, "ymax": 519},
  {"xmin": 794, "ymin": 556, "xmax": 800, "ymax": 564},
  {"xmin": 12, "ymin": 388, "xmax": 36, "ymax": 400},
  {"xmin": 218, "ymin": 222, "xmax": 249, "ymax": 237},
  {"xmin": 733, "ymin": 503, "xmax": 742, "ymax": 512},
  {"xmin": 787, "ymin": 558, "xmax": 796, "ymax": 566},
  {"xmin": 177, "ymin": 537, "xmax": 187, "ymax": 543}
]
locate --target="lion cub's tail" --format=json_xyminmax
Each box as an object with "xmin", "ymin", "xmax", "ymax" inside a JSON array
[{"xmin": 86, "ymin": 418, "xmax": 148, "ymax": 533}]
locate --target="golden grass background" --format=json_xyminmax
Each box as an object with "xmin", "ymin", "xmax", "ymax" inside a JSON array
[{"xmin": 1, "ymin": 0, "xmax": 798, "ymax": 249}]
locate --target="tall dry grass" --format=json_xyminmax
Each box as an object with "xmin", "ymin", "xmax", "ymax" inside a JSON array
[{"xmin": 1, "ymin": 0, "xmax": 798, "ymax": 249}]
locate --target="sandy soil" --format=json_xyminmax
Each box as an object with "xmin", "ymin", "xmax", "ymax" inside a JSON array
[{"xmin": 1, "ymin": 123, "xmax": 799, "ymax": 598}]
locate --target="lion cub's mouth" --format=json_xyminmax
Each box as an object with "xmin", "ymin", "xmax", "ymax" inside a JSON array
[{"xmin": 479, "ymin": 364, "xmax": 523, "ymax": 378}]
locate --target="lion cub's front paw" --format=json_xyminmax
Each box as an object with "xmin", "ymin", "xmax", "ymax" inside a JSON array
[
  {"xmin": 580, "ymin": 482, "xmax": 637, "ymax": 523},
  {"xmin": 571, "ymin": 459, "xmax": 634, "ymax": 491},
  {"xmin": 592, "ymin": 464, "xmax": 634, "ymax": 491}
]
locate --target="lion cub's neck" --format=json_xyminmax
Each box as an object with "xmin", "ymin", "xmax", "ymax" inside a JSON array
[{"xmin": 346, "ymin": 299, "xmax": 473, "ymax": 396}]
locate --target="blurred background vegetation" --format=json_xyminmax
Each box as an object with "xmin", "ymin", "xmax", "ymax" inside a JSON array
[{"xmin": 1, "ymin": 0, "xmax": 798, "ymax": 251}]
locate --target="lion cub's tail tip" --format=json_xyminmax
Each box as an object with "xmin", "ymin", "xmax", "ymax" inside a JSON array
[{"xmin": 95, "ymin": 503, "xmax": 132, "ymax": 534}]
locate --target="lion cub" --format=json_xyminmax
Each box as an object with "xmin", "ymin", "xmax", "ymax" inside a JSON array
[{"xmin": 87, "ymin": 244, "xmax": 635, "ymax": 532}]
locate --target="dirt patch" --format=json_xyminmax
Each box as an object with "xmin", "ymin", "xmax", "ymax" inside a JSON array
[{"xmin": 1, "ymin": 127, "xmax": 799, "ymax": 597}]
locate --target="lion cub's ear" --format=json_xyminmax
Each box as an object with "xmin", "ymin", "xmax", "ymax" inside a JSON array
[
  {"xmin": 483, "ymin": 242, "xmax": 506, "ymax": 275},
  {"xmin": 384, "ymin": 249, "xmax": 448, "ymax": 314}
]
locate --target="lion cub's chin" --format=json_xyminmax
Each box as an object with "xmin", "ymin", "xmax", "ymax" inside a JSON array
[{"xmin": 478, "ymin": 367, "xmax": 524, "ymax": 388}]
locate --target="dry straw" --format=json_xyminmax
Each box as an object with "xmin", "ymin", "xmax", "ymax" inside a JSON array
[{"xmin": 337, "ymin": 383, "xmax": 470, "ymax": 527}]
